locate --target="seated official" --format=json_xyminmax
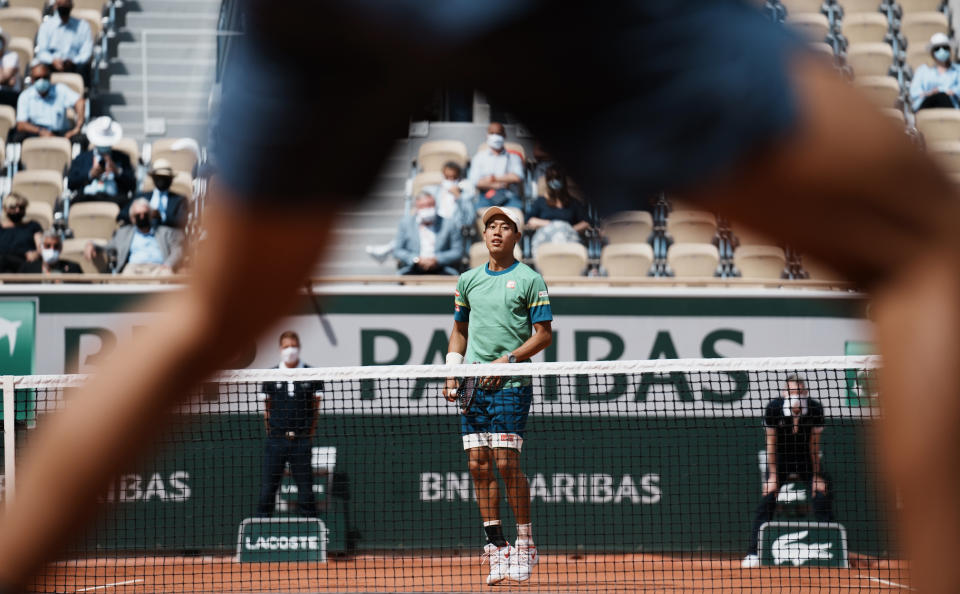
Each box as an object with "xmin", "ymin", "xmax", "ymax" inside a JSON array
[
  {"xmin": 0, "ymin": 193, "xmax": 42, "ymax": 272},
  {"xmin": 84, "ymin": 198, "xmax": 184, "ymax": 275},
  {"xmin": 394, "ymin": 191, "xmax": 464, "ymax": 275},
  {"xmin": 36, "ymin": 0, "xmax": 93, "ymax": 76},
  {"xmin": 14, "ymin": 62, "xmax": 84, "ymax": 143},
  {"xmin": 67, "ymin": 117, "xmax": 135, "ymax": 205},
  {"xmin": 21, "ymin": 230, "xmax": 81, "ymax": 274},
  {"xmin": 118, "ymin": 159, "xmax": 189, "ymax": 229},
  {"xmin": 467, "ymin": 121, "xmax": 525, "ymax": 211}
]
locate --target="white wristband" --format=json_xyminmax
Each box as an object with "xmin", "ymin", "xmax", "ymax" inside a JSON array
[{"xmin": 445, "ymin": 352, "xmax": 464, "ymax": 366}]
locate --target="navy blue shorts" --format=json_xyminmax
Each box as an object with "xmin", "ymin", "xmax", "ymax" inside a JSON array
[
  {"xmin": 461, "ymin": 385, "xmax": 534, "ymax": 451},
  {"xmin": 215, "ymin": 0, "xmax": 801, "ymax": 215}
]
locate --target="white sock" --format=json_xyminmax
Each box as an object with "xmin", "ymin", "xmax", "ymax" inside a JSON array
[{"xmin": 516, "ymin": 523, "xmax": 533, "ymax": 547}]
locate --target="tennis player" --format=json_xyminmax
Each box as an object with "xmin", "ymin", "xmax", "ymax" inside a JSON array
[
  {"xmin": 443, "ymin": 206, "xmax": 552, "ymax": 585},
  {"xmin": 1, "ymin": 2, "xmax": 960, "ymax": 592}
]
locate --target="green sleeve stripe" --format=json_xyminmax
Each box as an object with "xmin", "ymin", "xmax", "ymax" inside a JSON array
[{"xmin": 527, "ymin": 300, "xmax": 551, "ymax": 308}]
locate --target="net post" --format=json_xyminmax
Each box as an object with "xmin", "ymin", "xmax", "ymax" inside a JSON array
[{"xmin": 2, "ymin": 375, "xmax": 14, "ymax": 506}]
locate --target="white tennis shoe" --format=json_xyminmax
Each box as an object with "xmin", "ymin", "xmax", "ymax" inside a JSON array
[
  {"xmin": 741, "ymin": 553, "xmax": 760, "ymax": 568},
  {"xmin": 482, "ymin": 543, "xmax": 513, "ymax": 585},
  {"xmin": 508, "ymin": 544, "xmax": 538, "ymax": 581}
]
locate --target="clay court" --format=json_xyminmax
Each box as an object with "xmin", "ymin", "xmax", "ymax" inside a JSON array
[{"xmin": 33, "ymin": 553, "xmax": 912, "ymax": 593}]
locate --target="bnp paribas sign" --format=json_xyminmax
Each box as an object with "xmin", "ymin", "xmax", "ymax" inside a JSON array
[{"xmin": 0, "ymin": 299, "xmax": 37, "ymax": 421}]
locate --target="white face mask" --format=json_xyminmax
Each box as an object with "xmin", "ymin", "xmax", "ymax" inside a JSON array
[
  {"xmin": 41, "ymin": 248, "xmax": 59, "ymax": 264},
  {"xmin": 416, "ymin": 207, "xmax": 437, "ymax": 225},
  {"xmin": 281, "ymin": 346, "xmax": 300, "ymax": 365},
  {"xmin": 487, "ymin": 133, "xmax": 505, "ymax": 151}
]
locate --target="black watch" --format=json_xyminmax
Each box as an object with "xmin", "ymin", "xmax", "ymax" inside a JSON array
[{"xmin": 507, "ymin": 353, "xmax": 517, "ymax": 364}]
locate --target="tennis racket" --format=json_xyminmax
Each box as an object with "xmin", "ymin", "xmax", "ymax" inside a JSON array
[{"xmin": 456, "ymin": 376, "xmax": 476, "ymax": 413}]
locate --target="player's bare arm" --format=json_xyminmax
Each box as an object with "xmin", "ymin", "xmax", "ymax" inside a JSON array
[
  {"xmin": 479, "ymin": 321, "xmax": 553, "ymax": 391},
  {"xmin": 443, "ymin": 320, "xmax": 469, "ymax": 401}
]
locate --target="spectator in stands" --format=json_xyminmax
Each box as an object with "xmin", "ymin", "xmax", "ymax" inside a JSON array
[
  {"xmin": 467, "ymin": 122, "xmax": 524, "ymax": 211},
  {"xmin": 0, "ymin": 193, "xmax": 42, "ymax": 273},
  {"xmin": 909, "ymin": 33, "xmax": 960, "ymax": 111},
  {"xmin": 118, "ymin": 159, "xmax": 189, "ymax": 229},
  {"xmin": 15, "ymin": 61, "xmax": 84, "ymax": 143},
  {"xmin": 68, "ymin": 117, "xmax": 135, "ymax": 205},
  {"xmin": 435, "ymin": 161, "xmax": 476, "ymax": 228},
  {"xmin": 525, "ymin": 167, "xmax": 592, "ymax": 258},
  {"xmin": 35, "ymin": 0, "xmax": 93, "ymax": 76},
  {"xmin": 0, "ymin": 29, "xmax": 22, "ymax": 109},
  {"xmin": 393, "ymin": 190, "xmax": 464, "ymax": 275},
  {"xmin": 83, "ymin": 198, "xmax": 184, "ymax": 275},
  {"xmin": 20, "ymin": 230, "xmax": 80, "ymax": 274}
]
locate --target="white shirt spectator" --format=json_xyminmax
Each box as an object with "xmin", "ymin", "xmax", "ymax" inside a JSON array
[
  {"xmin": 418, "ymin": 221, "xmax": 437, "ymax": 259},
  {"xmin": 434, "ymin": 180, "xmax": 476, "ymax": 226},
  {"xmin": 0, "ymin": 51, "xmax": 19, "ymax": 91},
  {"xmin": 467, "ymin": 147, "xmax": 524, "ymax": 193}
]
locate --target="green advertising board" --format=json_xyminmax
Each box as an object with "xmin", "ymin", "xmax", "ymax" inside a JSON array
[
  {"xmin": 0, "ymin": 299, "xmax": 36, "ymax": 421},
  {"xmin": 758, "ymin": 521, "xmax": 849, "ymax": 568},
  {"xmin": 236, "ymin": 518, "xmax": 328, "ymax": 562}
]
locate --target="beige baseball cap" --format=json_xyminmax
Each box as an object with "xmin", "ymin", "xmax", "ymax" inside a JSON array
[{"xmin": 481, "ymin": 206, "xmax": 523, "ymax": 231}]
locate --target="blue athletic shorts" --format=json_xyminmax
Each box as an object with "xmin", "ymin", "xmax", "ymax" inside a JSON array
[
  {"xmin": 461, "ymin": 385, "xmax": 534, "ymax": 451},
  {"xmin": 215, "ymin": 0, "xmax": 801, "ymax": 215}
]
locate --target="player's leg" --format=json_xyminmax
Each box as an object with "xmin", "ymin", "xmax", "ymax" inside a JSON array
[
  {"xmin": 466, "ymin": 444, "xmax": 512, "ymax": 585},
  {"xmin": 290, "ymin": 438, "xmax": 318, "ymax": 516},
  {"xmin": 0, "ymin": 198, "xmax": 338, "ymax": 590},
  {"xmin": 256, "ymin": 437, "xmax": 287, "ymax": 516}
]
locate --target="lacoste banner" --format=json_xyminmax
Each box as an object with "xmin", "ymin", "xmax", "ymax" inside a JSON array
[
  {"xmin": 759, "ymin": 521, "xmax": 848, "ymax": 568},
  {"xmin": 0, "ymin": 298, "xmax": 36, "ymax": 421},
  {"xmin": 236, "ymin": 518, "xmax": 328, "ymax": 563}
]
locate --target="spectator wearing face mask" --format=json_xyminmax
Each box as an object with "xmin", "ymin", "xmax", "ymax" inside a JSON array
[
  {"xmin": 467, "ymin": 122, "xmax": 525, "ymax": 211},
  {"xmin": 910, "ymin": 33, "xmax": 960, "ymax": 111},
  {"xmin": 117, "ymin": 159, "xmax": 189, "ymax": 229},
  {"xmin": 20, "ymin": 230, "xmax": 81, "ymax": 274},
  {"xmin": 35, "ymin": 0, "xmax": 93, "ymax": 76},
  {"xmin": 14, "ymin": 61, "xmax": 84, "ymax": 143},
  {"xmin": 0, "ymin": 192, "xmax": 42, "ymax": 273},
  {"xmin": 434, "ymin": 161, "xmax": 476, "ymax": 228},
  {"xmin": 68, "ymin": 117, "xmax": 135, "ymax": 206},
  {"xmin": 394, "ymin": 190, "xmax": 465, "ymax": 275},
  {"xmin": 0, "ymin": 28, "xmax": 22, "ymax": 108},
  {"xmin": 83, "ymin": 198, "xmax": 184, "ymax": 275},
  {"xmin": 256, "ymin": 330, "xmax": 324, "ymax": 518}
]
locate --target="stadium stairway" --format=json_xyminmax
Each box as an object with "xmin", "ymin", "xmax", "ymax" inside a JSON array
[{"xmin": 99, "ymin": 0, "xmax": 220, "ymax": 142}]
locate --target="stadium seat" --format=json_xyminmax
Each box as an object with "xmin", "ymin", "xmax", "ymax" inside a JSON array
[
  {"xmin": 667, "ymin": 243, "xmax": 720, "ymax": 278},
  {"xmin": 8, "ymin": 36, "xmax": 31, "ymax": 77},
  {"xmin": 150, "ymin": 137, "xmax": 200, "ymax": 177},
  {"xmin": 74, "ymin": 0, "xmax": 110, "ymax": 11},
  {"xmin": 6, "ymin": 0, "xmax": 45, "ymax": 9},
  {"xmin": 780, "ymin": 0, "xmax": 827, "ymax": 15},
  {"xmin": 468, "ymin": 240, "xmax": 521, "ymax": 268},
  {"xmin": 900, "ymin": 12, "xmax": 949, "ymax": 44},
  {"xmin": 11, "ymin": 170, "xmax": 62, "ymax": 210},
  {"xmin": 809, "ymin": 41, "xmax": 835, "ymax": 57},
  {"xmin": 734, "ymin": 245, "xmax": 787, "ymax": 280},
  {"xmin": 535, "ymin": 242, "xmax": 588, "ymax": 277},
  {"xmin": 69, "ymin": 201, "xmax": 119, "ymax": 240},
  {"xmin": 602, "ymin": 210, "xmax": 653, "ymax": 244},
  {"xmin": 51, "ymin": 72, "xmax": 84, "ymax": 97},
  {"xmin": 854, "ymin": 76, "xmax": 902, "ymax": 108},
  {"xmin": 845, "ymin": 42, "xmax": 894, "ymax": 77},
  {"xmin": 840, "ymin": 0, "xmax": 884, "ymax": 13},
  {"xmin": 416, "ymin": 140, "xmax": 468, "ymax": 173},
  {"xmin": 140, "ymin": 170, "xmax": 193, "ymax": 199},
  {"xmin": 601, "ymin": 243, "xmax": 654, "ymax": 277},
  {"xmin": 0, "ymin": 104, "xmax": 15, "ymax": 141},
  {"xmin": 112, "ymin": 137, "xmax": 140, "ymax": 167},
  {"xmin": 667, "ymin": 210, "xmax": 717, "ymax": 244},
  {"xmin": 61, "ymin": 237, "xmax": 103, "ymax": 273},
  {"xmin": 786, "ymin": 13, "xmax": 832, "ymax": 43},
  {"xmin": 928, "ymin": 140, "xmax": 960, "ymax": 172},
  {"xmin": 733, "ymin": 225, "xmax": 780, "ymax": 247},
  {"xmin": 0, "ymin": 8, "xmax": 42, "ymax": 41},
  {"xmin": 20, "ymin": 136, "xmax": 71, "ymax": 173},
  {"xmin": 72, "ymin": 8, "xmax": 103, "ymax": 41},
  {"xmin": 881, "ymin": 107, "xmax": 907, "ymax": 125},
  {"xmin": 897, "ymin": 0, "xmax": 946, "ymax": 12},
  {"xmin": 916, "ymin": 108, "xmax": 960, "ymax": 142},
  {"xmin": 906, "ymin": 44, "xmax": 932, "ymax": 70},
  {"xmin": 25, "ymin": 200, "xmax": 52, "ymax": 230},
  {"xmin": 840, "ymin": 13, "xmax": 890, "ymax": 44},
  {"xmin": 410, "ymin": 171, "xmax": 443, "ymax": 198}
]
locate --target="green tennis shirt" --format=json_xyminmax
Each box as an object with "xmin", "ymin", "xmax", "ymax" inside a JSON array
[{"xmin": 453, "ymin": 260, "xmax": 553, "ymax": 364}]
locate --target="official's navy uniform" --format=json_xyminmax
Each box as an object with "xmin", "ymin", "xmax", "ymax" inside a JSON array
[
  {"xmin": 256, "ymin": 363, "xmax": 324, "ymax": 516},
  {"xmin": 746, "ymin": 396, "xmax": 834, "ymax": 555}
]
